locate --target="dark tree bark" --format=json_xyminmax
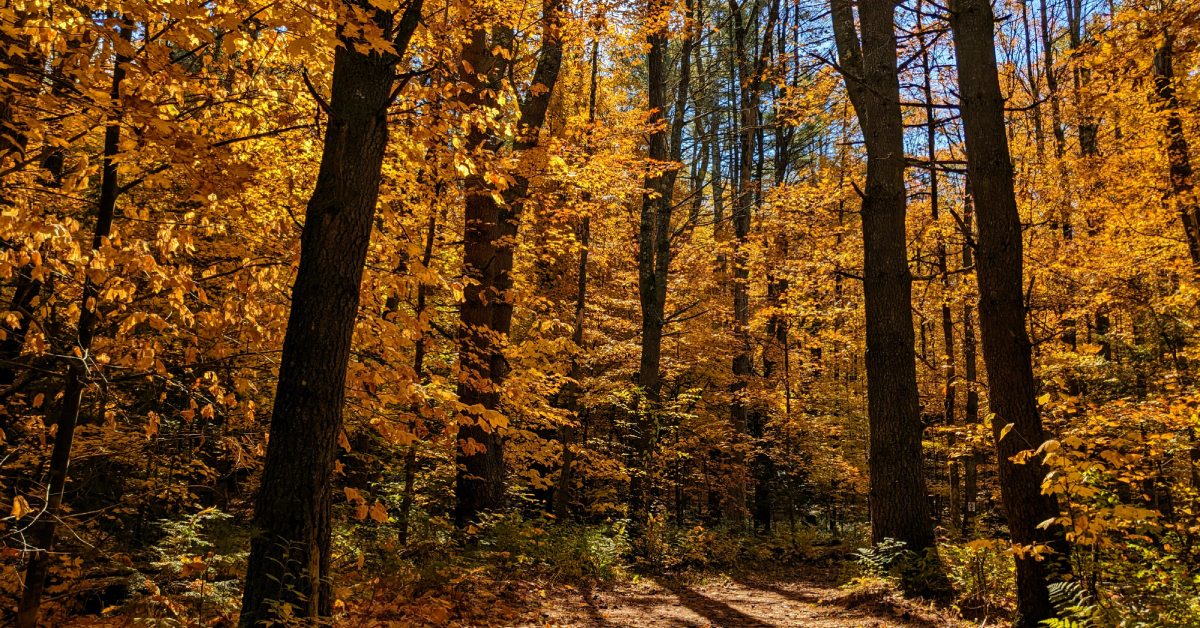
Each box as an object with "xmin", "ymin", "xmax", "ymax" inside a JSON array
[
  {"xmin": 1038, "ymin": 0, "xmax": 1075, "ymax": 238},
  {"xmin": 1153, "ymin": 29, "xmax": 1200, "ymax": 267},
  {"xmin": 1065, "ymin": 0, "xmax": 1097, "ymax": 157},
  {"xmin": 1020, "ymin": 0, "xmax": 1046, "ymax": 160},
  {"xmin": 553, "ymin": 34, "xmax": 601, "ymax": 520},
  {"xmin": 831, "ymin": 0, "xmax": 934, "ymax": 554},
  {"xmin": 631, "ymin": 0, "xmax": 693, "ymax": 527},
  {"xmin": 950, "ymin": 1, "xmax": 1072, "ymax": 624},
  {"xmin": 1038, "ymin": 0, "xmax": 1067, "ymax": 159},
  {"xmin": 238, "ymin": 3, "xmax": 423, "ymax": 624},
  {"xmin": 0, "ymin": 269, "xmax": 40, "ymax": 388},
  {"xmin": 15, "ymin": 23, "xmax": 132, "ymax": 628},
  {"xmin": 726, "ymin": 0, "xmax": 780, "ymax": 532},
  {"xmin": 961, "ymin": 195, "xmax": 982, "ymax": 533},
  {"xmin": 454, "ymin": 0, "xmax": 564, "ymax": 527},
  {"xmin": 916, "ymin": 4, "xmax": 955, "ymax": 428},
  {"xmin": 398, "ymin": 209, "xmax": 439, "ymax": 546}
]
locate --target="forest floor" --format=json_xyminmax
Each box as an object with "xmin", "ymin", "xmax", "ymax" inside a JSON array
[{"xmin": 526, "ymin": 568, "xmax": 970, "ymax": 627}]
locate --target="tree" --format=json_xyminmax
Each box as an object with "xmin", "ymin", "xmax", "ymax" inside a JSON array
[
  {"xmin": 830, "ymin": 0, "xmax": 935, "ymax": 554},
  {"xmin": 16, "ymin": 20, "xmax": 132, "ymax": 628},
  {"xmin": 727, "ymin": 0, "xmax": 780, "ymax": 531},
  {"xmin": 454, "ymin": 0, "xmax": 564, "ymax": 527},
  {"xmin": 630, "ymin": 0, "xmax": 693, "ymax": 528},
  {"xmin": 950, "ymin": 0, "xmax": 1072, "ymax": 623},
  {"xmin": 238, "ymin": 1, "xmax": 423, "ymax": 623},
  {"xmin": 1152, "ymin": 27, "xmax": 1200, "ymax": 266}
]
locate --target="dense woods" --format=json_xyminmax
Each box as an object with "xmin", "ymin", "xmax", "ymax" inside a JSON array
[{"xmin": 2, "ymin": 0, "xmax": 1200, "ymax": 625}]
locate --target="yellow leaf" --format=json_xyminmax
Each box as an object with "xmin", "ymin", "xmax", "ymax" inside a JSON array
[
  {"xmin": 369, "ymin": 501, "xmax": 389, "ymax": 523},
  {"xmin": 11, "ymin": 495, "xmax": 30, "ymax": 519}
]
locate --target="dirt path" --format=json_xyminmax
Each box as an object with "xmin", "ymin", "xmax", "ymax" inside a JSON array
[{"xmin": 532, "ymin": 574, "xmax": 966, "ymax": 627}]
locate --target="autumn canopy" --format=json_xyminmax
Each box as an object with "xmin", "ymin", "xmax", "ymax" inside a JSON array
[{"xmin": 1, "ymin": 0, "xmax": 1199, "ymax": 626}]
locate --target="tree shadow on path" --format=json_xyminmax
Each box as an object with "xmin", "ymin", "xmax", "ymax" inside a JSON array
[
  {"xmin": 728, "ymin": 572, "xmax": 949, "ymax": 628},
  {"xmin": 651, "ymin": 577, "xmax": 776, "ymax": 627}
]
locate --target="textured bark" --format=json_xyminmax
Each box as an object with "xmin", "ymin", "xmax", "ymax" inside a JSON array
[
  {"xmin": 16, "ymin": 23, "xmax": 131, "ymax": 628},
  {"xmin": 238, "ymin": 3, "xmax": 422, "ymax": 624},
  {"xmin": 631, "ymin": 0, "xmax": 692, "ymax": 527},
  {"xmin": 1153, "ymin": 31, "xmax": 1200, "ymax": 267},
  {"xmin": 454, "ymin": 0, "xmax": 563, "ymax": 527},
  {"xmin": 950, "ymin": 1, "xmax": 1072, "ymax": 624},
  {"xmin": 831, "ymin": 0, "xmax": 934, "ymax": 553}
]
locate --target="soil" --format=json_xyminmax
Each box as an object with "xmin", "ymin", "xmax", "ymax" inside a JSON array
[{"xmin": 527, "ymin": 570, "xmax": 970, "ymax": 627}]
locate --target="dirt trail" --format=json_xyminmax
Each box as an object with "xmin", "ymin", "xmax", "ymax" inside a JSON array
[{"xmin": 532, "ymin": 574, "xmax": 966, "ymax": 627}]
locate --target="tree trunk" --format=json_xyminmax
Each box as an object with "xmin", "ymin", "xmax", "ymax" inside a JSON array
[
  {"xmin": 727, "ymin": 0, "xmax": 777, "ymax": 530},
  {"xmin": 399, "ymin": 209, "xmax": 439, "ymax": 545},
  {"xmin": 950, "ymin": 1, "xmax": 1072, "ymax": 624},
  {"xmin": 553, "ymin": 35, "xmax": 601, "ymax": 520},
  {"xmin": 16, "ymin": 23, "xmax": 131, "ymax": 628},
  {"xmin": 631, "ymin": 0, "xmax": 692, "ymax": 528},
  {"xmin": 961, "ymin": 196, "xmax": 981, "ymax": 531},
  {"xmin": 1021, "ymin": 0, "xmax": 1046, "ymax": 160},
  {"xmin": 831, "ymin": 0, "xmax": 934, "ymax": 554},
  {"xmin": 238, "ymin": 4, "xmax": 422, "ymax": 624},
  {"xmin": 454, "ymin": 0, "xmax": 564, "ymax": 527},
  {"xmin": 1152, "ymin": 30, "xmax": 1200, "ymax": 267},
  {"xmin": 1039, "ymin": 0, "xmax": 1066, "ymax": 159},
  {"xmin": 1066, "ymin": 0, "xmax": 1097, "ymax": 157}
]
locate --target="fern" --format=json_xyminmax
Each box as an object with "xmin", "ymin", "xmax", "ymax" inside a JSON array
[
  {"xmin": 1040, "ymin": 581, "xmax": 1098, "ymax": 628},
  {"xmin": 853, "ymin": 538, "xmax": 916, "ymax": 579}
]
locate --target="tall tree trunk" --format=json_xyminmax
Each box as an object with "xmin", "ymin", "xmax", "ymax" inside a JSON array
[
  {"xmin": 1066, "ymin": 0, "xmax": 1097, "ymax": 157},
  {"xmin": 961, "ymin": 196, "xmax": 981, "ymax": 533},
  {"xmin": 1039, "ymin": 0, "xmax": 1066, "ymax": 159},
  {"xmin": 950, "ymin": 1, "xmax": 1072, "ymax": 624},
  {"xmin": 398, "ymin": 209, "xmax": 439, "ymax": 546},
  {"xmin": 238, "ymin": 3, "xmax": 423, "ymax": 624},
  {"xmin": 16, "ymin": 22, "xmax": 132, "ymax": 628},
  {"xmin": 1021, "ymin": 0, "xmax": 1046, "ymax": 160},
  {"xmin": 831, "ymin": 0, "xmax": 934, "ymax": 554},
  {"xmin": 553, "ymin": 34, "xmax": 601, "ymax": 520},
  {"xmin": 728, "ymin": 0, "xmax": 777, "ymax": 529},
  {"xmin": 1153, "ymin": 30, "xmax": 1200, "ymax": 267},
  {"xmin": 917, "ymin": 1, "xmax": 955, "ymax": 427},
  {"xmin": 1038, "ymin": 0, "xmax": 1074, "ymax": 238},
  {"xmin": 1, "ymin": 37, "xmax": 84, "ymax": 396},
  {"xmin": 454, "ymin": 0, "xmax": 564, "ymax": 527},
  {"xmin": 917, "ymin": 0, "xmax": 959, "ymax": 534},
  {"xmin": 631, "ymin": 0, "xmax": 692, "ymax": 529}
]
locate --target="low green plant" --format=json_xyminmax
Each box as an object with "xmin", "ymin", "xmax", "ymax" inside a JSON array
[
  {"xmin": 941, "ymin": 538, "xmax": 1015, "ymax": 615},
  {"xmin": 120, "ymin": 507, "xmax": 248, "ymax": 624},
  {"xmin": 1040, "ymin": 581, "xmax": 1098, "ymax": 628},
  {"xmin": 854, "ymin": 538, "xmax": 915, "ymax": 579}
]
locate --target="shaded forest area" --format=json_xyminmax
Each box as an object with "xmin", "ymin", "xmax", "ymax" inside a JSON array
[{"xmin": 2, "ymin": 0, "xmax": 1199, "ymax": 625}]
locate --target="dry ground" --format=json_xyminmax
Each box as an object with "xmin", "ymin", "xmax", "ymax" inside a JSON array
[{"xmin": 528, "ymin": 571, "xmax": 971, "ymax": 627}]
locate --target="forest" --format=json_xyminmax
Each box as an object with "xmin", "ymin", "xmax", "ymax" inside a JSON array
[{"xmin": 1, "ymin": 0, "xmax": 1199, "ymax": 625}]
